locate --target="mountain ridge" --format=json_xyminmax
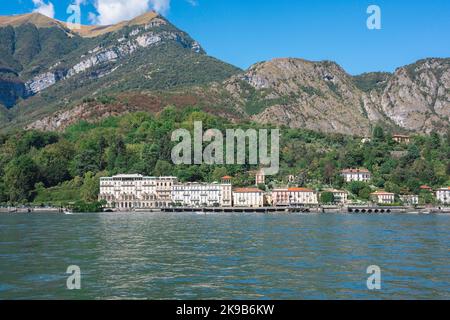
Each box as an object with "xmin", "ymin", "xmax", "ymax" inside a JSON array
[{"xmin": 0, "ymin": 12, "xmax": 449, "ymax": 135}]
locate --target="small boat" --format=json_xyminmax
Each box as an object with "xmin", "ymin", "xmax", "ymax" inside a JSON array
[{"xmin": 64, "ymin": 209, "xmax": 74, "ymax": 215}]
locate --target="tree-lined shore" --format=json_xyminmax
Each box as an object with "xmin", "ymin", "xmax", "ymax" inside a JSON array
[{"xmin": 0, "ymin": 107, "xmax": 449, "ymax": 207}]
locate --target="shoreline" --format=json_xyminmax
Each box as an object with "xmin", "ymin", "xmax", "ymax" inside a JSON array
[{"xmin": 1, "ymin": 206, "xmax": 449, "ymax": 215}]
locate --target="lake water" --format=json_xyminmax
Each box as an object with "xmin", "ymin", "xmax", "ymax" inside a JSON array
[{"xmin": 0, "ymin": 212, "xmax": 449, "ymax": 300}]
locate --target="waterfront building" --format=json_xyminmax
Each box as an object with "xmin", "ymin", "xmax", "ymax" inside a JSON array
[
  {"xmin": 172, "ymin": 183, "xmax": 222, "ymax": 208},
  {"xmin": 392, "ymin": 134, "xmax": 411, "ymax": 144},
  {"xmin": 322, "ymin": 189, "xmax": 348, "ymax": 204},
  {"xmin": 272, "ymin": 188, "xmax": 318, "ymax": 206},
  {"xmin": 370, "ymin": 191, "xmax": 395, "ymax": 204},
  {"xmin": 99, "ymin": 174, "xmax": 178, "ymax": 210},
  {"xmin": 399, "ymin": 194, "xmax": 419, "ymax": 206},
  {"xmin": 436, "ymin": 187, "xmax": 450, "ymax": 205},
  {"xmin": 341, "ymin": 168, "xmax": 372, "ymax": 183},
  {"xmin": 233, "ymin": 188, "xmax": 265, "ymax": 208},
  {"xmin": 171, "ymin": 177, "xmax": 232, "ymax": 208}
]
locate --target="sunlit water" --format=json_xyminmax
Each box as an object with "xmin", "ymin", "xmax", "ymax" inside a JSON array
[{"xmin": 0, "ymin": 212, "xmax": 449, "ymax": 300}]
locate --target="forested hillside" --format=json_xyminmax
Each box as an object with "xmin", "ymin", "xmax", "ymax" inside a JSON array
[{"xmin": 0, "ymin": 107, "xmax": 448, "ymax": 207}]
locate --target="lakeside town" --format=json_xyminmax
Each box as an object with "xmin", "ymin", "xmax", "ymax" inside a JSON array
[
  {"xmin": 0, "ymin": 130, "xmax": 449, "ymax": 214},
  {"xmin": 3, "ymin": 167, "xmax": 449, "ymax": 214},
  {"xmin": 94, "ymin": 167, "xmax": 450, "ymax": 213}
]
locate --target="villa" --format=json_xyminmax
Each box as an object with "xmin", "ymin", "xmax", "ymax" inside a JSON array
[
  {"xmin": 399, "ymin": 194, "xmax": 419, "ymax": 206},
  {"xmin": 392, "ymin": 134, "xmax": 411, "ymax": 144},
  {"xmin": 370, "ymin": 191, "xmax": 395, "ymax": 204},
  {"xmin": 341, "ymin": 168, "xmax": 372, "ymax": 182},
  {"xmin": 322, "ymin": 189, "xmax": 349, "ymax": 204},
  {"xmin": 272, "ymin": 188, "xmax": 318, "ymax": 206},
  {"xmin": 171, "ymin": 177, "xmax": 232, "ymax": 208},
  {"xmin": 436, "ymin": 187, "xmax": 450, "ymax": 205},
  {"xmin": 233, "ymin": 188, "xmax": 265, "ymax": 208}
]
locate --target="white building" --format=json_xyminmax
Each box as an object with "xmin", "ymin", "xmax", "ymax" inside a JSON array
[
  {"xmin": 272, "ymin": 188, "xmax": 318, "ymax": 206},
  {"xmin": 371, "ymin": 191, "xmax": 395, "ymax": 204},
  {"xmin": 399, "ymin": 194, "xmax": 419, "ymax": 206},
  {"xmin": 341, "ymin": 168, "xmax": 372, "ymax": 183},
  {"xmin": 322, "ymin": 189, "xmax": 348, "ymax": 204},
  {"xmin": 233, "ymin": 188, "xmax": 265, "ymax": 208},
  {"xmin": 99, "ymin": 174, "xmax": 178, "ymax": 210},
  {"xmin": 172, "ymin": 178, "xmax": 232, "ymax": 208},
  {"xmin": 436, "ymin": 187, "xmax": 450, "ymax": 205}
]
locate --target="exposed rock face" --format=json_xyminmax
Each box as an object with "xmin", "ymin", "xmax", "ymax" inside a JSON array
[
  {"xmin": 376, "ymin": 59, "xmax": 450, "ymax": 134},
  {"xmin": 224, "ymin": 58, "xmax": 372, "ymax": 135},
  {"xmin": 24, "ymin": 26, "xmax": 203, "ymax": 95},
  {"xmin": 25, "ymin": 57, "xmax": 450, "ymax": 136},
  {"xmin": 217, "ymin": 58, "xmax": 450, "ymax": 135}
]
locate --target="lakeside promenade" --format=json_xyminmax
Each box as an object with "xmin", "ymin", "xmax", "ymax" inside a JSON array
[{"xmin": 1, "ymin": 205, "xmax": 449, "ymax": 214}]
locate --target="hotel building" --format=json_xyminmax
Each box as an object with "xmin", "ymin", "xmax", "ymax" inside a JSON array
[
  {"xmin": 233, "ymin": 188, "xmax": 265, "ymax": 208},
  {"xmin": 272, "ymin": 188, "xmax": 318, "ymax": 206},
  {"xmin": 370, "ymin": 191, "xmax": 395, "ymax": 204},
  {"xmin": 341, "ymin": 168, "xmax": 372, "ymax": 183},
  {"xmin": 399, "ymin": 194, "xmax": 419, "ymax": 206},
  {"xmin": 99, "ymin": 174, "xmax": 178, "ymax": 210},
  {"xmin": 436, "ymin": 187, "xmax": 450, "ymax": 205},
  {"xmin": 172, "ymin": 177, "xmax": 232, "ymax": 208}
]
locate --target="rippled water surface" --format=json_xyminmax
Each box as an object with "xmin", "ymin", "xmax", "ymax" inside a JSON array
[{"xmin": 0, "ymin": 212, "xmax": 449, "ymax": 299}]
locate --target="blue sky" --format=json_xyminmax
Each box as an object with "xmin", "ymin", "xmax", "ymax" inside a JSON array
[{"xmin": 1, "ymin": 0, "xmax": 450, "ymax": 74}]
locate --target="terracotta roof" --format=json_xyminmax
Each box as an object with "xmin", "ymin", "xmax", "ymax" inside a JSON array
[
  {"xmin": 233, "ymin": 188, "xmax": 263, "ymax": 193},
  {"xmin": 222, "ymin": 176, "xmax": 232, "ymax": 180},
  {"xmin": 420, "ymin": 185, "xmax": 433, "ymax": 190}
]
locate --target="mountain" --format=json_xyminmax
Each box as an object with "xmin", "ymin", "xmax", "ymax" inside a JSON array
[
  {"xmin": 0, "ymin": 12, "xmax": 240, "ymax": 115},
  {"xmin": 0, "ymin": 12, "xmax": 449, "ymax": 135}
]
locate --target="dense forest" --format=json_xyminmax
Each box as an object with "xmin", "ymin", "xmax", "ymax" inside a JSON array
[{"xmin": 0, "ymin": 106, "xmax": 449, "ymax": 207}]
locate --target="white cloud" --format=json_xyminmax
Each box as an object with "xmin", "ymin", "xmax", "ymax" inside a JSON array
[
  {"xmin": 90, "ymin": 0, "xmax": 171, "ymax": 25},
  {"xmin": 150, "ymin": 0, "xmax": 171, "ymax": 14},
  {"xmin": 90, "ymin": 0, "xmax": 198, "ymax": 25},
  {"xmin": 186, "ymin": 0, "xmax": 198, "ymax": 6},
  {"xmin": 32, "ymin": 0, "xmax": 55, "ymax": 18}
]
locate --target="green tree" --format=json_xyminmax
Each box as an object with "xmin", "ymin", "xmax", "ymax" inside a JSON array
[
  {"xmin": 36, "ymin": 141, "xmax": 74, "ymax": 187},
  {"xmin": 372, "ymin": 125, "xmax": 385, "ymax": 141},
  {"xmin": 154, "ymin": 160, "xmax": 173, "ymax": 177},
  {"xmin": 139, "ymin": 143, "xmax": 160, "ymax": 175},
  {"xmin": 211, "ymin": 167, "xmax": 228, "ymax": 182},
  {"xmin": 320, "ymin": 192, "xmax": 334, "ymax": 204},
  {"xmin": 80, "ymin": 172, "xmax": 100, "ymax": 202},
  {"xmin": 4, "ymin": 155, "xmax": 39, "ymax": 203}
]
